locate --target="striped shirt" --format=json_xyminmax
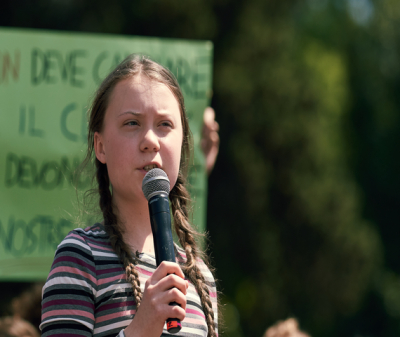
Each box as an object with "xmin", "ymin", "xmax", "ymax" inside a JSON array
[{"xmin": 40, "ymin": 224, "xmax": 218, "ymax": 337}]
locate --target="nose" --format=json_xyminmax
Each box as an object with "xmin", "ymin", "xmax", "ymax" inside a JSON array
[{"xmin": 140, "ymin": 129, "xmax": 160, "ymax": 152}]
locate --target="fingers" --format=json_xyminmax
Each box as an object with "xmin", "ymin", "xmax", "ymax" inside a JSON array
[
  {"xmin": 145, "ymin": 261, "xmax": 188, "ymax": 308},
  {"xmin": 201, "ymin": 107, "xmax": 220, "ymax": 175},
  {"xmin": 125, "ymin": 262, "xmax": 188, "ymax": 337},
  {"xmin": 164, "ymin": 286, "xmax": 187, "ymax": 311},
  {"xmin": 203, "ymin": 107, "xmax": 216, "ymax": 126},
  {"xmin": 156, "ymin": 273, "xmax": 188, "ymax": 297},
  {"xmin": 203, "ymin": 107, "xmax": 219, "ymax": 134},
  {"xmin": 147, "ymin": 283, "xmax": 187, "ymax": 313},
  {"xmin": 150, "ymin": 261, "xmax": 185, "ymax": 283},
  {"xmin": 213, "ymin": 120, "xmax": 219, "ymax": 133},
  {"xmin": 161, "ymin": 301, "xmax": 186, "ymax": 321},
  {"xmin": 142, "ymin": 262, "xmax": 188, "ymax": 321}
]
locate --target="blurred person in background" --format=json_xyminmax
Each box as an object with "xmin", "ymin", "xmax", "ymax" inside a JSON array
[
  {"xmin": 11, "ymin": 283, "xmax": 43, "ymax": 332},
  {"xmin": 0, "ymin": 316, "xmax": 39, "ymax": 337},
  {"xmin": 263, "ymin": 318, "xmax": 310, "ymax": 337}
]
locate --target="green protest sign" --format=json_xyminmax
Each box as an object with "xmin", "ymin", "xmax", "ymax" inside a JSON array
[{"xmin": 0, "ymin": 27, "xmax": 213, "ymax": 280}]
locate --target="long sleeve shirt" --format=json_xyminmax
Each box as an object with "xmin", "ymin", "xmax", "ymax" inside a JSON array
[{"xmin": 40, "ymin": 223, "xmax": 218, "ymax": 337}]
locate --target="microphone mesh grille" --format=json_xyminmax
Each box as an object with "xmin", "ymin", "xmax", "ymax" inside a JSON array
[{"xmin": 142, "ymin": 168, "xmax": 170, "ymax": 201}]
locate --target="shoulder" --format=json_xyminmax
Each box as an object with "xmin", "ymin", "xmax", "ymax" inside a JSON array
[
  {"xmin": 66, "ymin": 223, "xmax": 109, "ymax": 243},
  {"xmin": 56, "ymin": 223, "xmax": 109, "ymax": 253},
  {"xmin": 48, "ymin": 223, "xmax": 115, "ymax": 276}
]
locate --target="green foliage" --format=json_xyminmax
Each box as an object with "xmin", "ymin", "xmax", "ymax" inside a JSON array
[{"xmin": 210, "ymin": 5, "xmax": 384, "ymax": 334}]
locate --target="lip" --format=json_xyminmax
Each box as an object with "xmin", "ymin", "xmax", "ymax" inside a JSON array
[{"xmin": 139, "ymin": 162, "xmax": 162, "ymax": 174}]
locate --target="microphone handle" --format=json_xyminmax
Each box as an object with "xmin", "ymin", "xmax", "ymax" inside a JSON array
[{"xmin": 149, "ymin": 194, "xmax": 182, "ymax": 334}]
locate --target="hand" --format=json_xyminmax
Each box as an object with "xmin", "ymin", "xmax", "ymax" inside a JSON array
[
  {"xmin": 124, "ymin": 261, "xmax": 189, "ymax": 337},
  {"xmin": 201, "ymin": 107, "xmax": 220, "ymax": 175}
]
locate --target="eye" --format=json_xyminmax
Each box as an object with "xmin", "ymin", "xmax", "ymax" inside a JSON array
[
  {"xmin": 160, "ymin": 121, "xmax": 173, "ymax": 128},
  {"xmin": 125, "ymin": 120, "xmax": 139, "ymax": 126}
]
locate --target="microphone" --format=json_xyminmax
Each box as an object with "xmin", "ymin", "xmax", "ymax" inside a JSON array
[{"xmin": 142, "ymin": 168, "xmax": 182, "ymax": 334}]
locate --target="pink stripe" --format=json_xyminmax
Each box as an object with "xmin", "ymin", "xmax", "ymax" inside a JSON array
[
  {"xmin": 42, "ymin": 309, "xmax": 94, "ymax": 320},
  {"xmin": 209, "ymin": 291, "xmax": 217, "ymax": 298},
  {"xmin": 136, "ymin": 266, "xmax": 153, "ymax": 276},
  {"xmin": 53, "ymin": 256, "xmax": 96, "ymax": 273},
  {"xmin": 186, "ymin": 308, "xmax": 205, "ymax": 320},
  {"xmin": 183, "ymin": 317, "xmax": 207, "ymax": 326},
  {"xmin": 67, "ymin": 233, "xmax": 86, "ymax": 241},
  {"xmin": 96, "ymin": 310, "xmax": 135, "ymax": 323},
  {"xmin": 49, "ymin": 266, "xmax": 97, "ymax": 284},
  {"xmin": 98, "ymin": 273, "xmax": 125, "ymax": 285},
  {"xmin": 87, "ymin": 242, "xmax": 114, "ymax": 251},
  {"xmin": 210, "ymin": 291, "xmax": 217, "ymax": 298},
  {"xmin": 178, "ymin": 251, "xmax": 187, "ymax": 258},
  {"xmin": 67, "ymin": 232, "xmax": 113, "ymax": 250}
]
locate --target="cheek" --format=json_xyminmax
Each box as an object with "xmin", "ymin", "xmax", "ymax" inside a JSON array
[
  {"xmin": 170, "ymin": 154, "xmax": 182, "ymax": 188},
  {"xmin": 104, "ymin": 140, "xmax": 129, "ymax": 177},
  {"xmin": 170, "ymin": 141, "xmax": 184, "ymax": 187},
  {"xmin": 105, "ymin": 132, "xmax": 131, "ymax": 159}
]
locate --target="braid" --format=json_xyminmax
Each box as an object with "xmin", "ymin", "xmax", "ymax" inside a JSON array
[
  {"xmin": 82, "ymin": 54, "xmax": 219, "ymax": 334},
  {"xmin": 96, "ymin": 161, "xmax": 143, "ymax": 307},
  {"xmin": 170, "ymin": 174, "xmax": 217, "ymax": 337}
]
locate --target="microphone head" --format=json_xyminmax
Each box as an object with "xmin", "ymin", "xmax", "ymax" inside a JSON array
[{"xmin": 142, "ymin": 168, "xmax": 170, "ymax": 201}]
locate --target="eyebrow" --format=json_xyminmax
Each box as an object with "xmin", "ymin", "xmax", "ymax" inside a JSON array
[
  {"xmin": 117, "ymin": 111, "xmax": 141, "ymax": 118},
  {"xmin": 117, "ymin": 110, "xmax": 174, "ymax": 118}
]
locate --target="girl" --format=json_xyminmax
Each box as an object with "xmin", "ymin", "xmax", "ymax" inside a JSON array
[{"xmin": 40, "ymin": 55, "xmax": 218, "ymax": 337}]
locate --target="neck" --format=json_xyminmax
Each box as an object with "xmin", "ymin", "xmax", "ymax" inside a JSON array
[{"xmin": 112, "ymin": 194, "xmax": 155, "ymax": 255}]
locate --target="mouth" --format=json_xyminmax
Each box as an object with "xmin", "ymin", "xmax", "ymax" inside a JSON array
[{"xmin": 143, "ymin": 164, "xmax": 159, "ymax": 172}]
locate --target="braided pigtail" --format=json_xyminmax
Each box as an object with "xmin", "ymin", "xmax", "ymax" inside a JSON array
[
  {"xmin": 170, "ymin": 173, "xmax": 217, "ymax": 337},
  {"xmin": 96, "ymin": 160, "xmax": 143, "ymax": 307},
  {"xmin": 82, "ymin": 54, "xmax": 219, "ymax": 333}
]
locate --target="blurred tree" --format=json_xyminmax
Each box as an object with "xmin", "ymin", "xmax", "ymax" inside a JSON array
[{"xmin": 209, "ymin": 1, "xmax": 383, "ymax": 335}]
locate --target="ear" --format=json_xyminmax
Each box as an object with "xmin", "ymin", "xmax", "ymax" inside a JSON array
[{"xmin": 94, "ymin": 131, "xmax": 107, "ymax": 164}]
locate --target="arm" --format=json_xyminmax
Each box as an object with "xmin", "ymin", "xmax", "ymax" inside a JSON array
[
  {"xmin": 41, "ymin": 231, "xmax": 189, "ymax": 337},
  {"xmin": 40, "ymin": 231, "xmax": 97, "ymax": 337}
]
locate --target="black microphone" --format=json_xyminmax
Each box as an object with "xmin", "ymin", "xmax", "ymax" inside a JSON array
[{"xmin": 142, "ymin": 168, "xmax": 182, "ymax": 334}]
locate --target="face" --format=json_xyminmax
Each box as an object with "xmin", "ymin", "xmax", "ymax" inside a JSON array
[{"xmin": 94, "ymin": 75, "xmax": 183, "ymax": 204}]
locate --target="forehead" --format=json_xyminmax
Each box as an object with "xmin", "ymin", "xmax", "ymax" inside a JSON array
[
  {"xmin": 107, "ymin": 74, "xmax": 179, "ymax": 110},
  {"xmin": 100, "ymin": 74, "xmax": 185, "ymax": 135}
]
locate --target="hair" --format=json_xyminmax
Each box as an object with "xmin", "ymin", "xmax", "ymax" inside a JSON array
[
  {"xmin": 81, "ymin": 54, "xmax": 217, "ymax": 337},
  {"xmin": 263, "ymin": 318, "xmax": 310, "ymax": 337},
  {"xmin": 0, "ymin": 317, "xmax": 39, "ymax": 337}
]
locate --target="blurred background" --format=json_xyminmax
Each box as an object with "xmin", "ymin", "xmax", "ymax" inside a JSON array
[{"xmin": 1, "ymin": 0, "xmax": 400, "ymax": 336}]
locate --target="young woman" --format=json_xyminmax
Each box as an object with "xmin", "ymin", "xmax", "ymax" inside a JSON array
[{"xmin": 40, "ymin": 55, "xmax": 218, "ymax": 337}]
